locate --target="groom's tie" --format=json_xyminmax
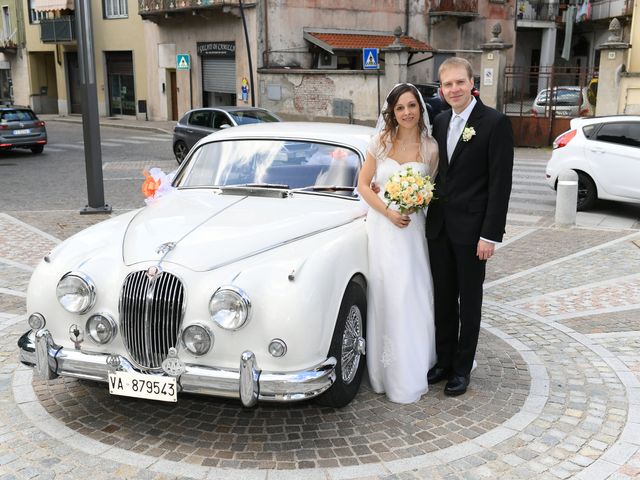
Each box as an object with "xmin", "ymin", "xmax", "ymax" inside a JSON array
[{"xmin": 447, "ymin": 115, "xmax": 464, "ymax": 162}]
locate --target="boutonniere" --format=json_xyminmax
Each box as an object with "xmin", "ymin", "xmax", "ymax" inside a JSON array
[{"xmin": 461, "ymin": 125, "xmax": 476, "ymax": 142}]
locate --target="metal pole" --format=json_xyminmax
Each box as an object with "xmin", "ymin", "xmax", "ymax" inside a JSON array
[
  {"xmin": 189, "ymin": 64, "xmax": 193, "ymax": 110},
  {"xmin": 238, "ymin": 0, "xmax": 255, "ymax": 107},
  {"xmin": 75, "ymin": 0, "xmax": 111, "ymax": 214},
  {"xmin": 377, "ymin": 69, "xmax": 381, "ymax": 115}
]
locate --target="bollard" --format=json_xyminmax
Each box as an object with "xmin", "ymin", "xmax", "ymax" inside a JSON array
[{"xmin": 555, "ymin": 170, "xmax": 578, "ymax": 226}]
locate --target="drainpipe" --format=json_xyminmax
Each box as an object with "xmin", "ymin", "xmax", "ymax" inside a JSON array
[
  {"xmin": 264, "ymin": 0, "xmax": 270, "ymax": 67},
  {"xmin": 238, "ymin": 0, "xmax": 255, "ymax": 106},
  {"xmin": 405, "ymin": 0, "xmax": 410, "ymax": 34}
]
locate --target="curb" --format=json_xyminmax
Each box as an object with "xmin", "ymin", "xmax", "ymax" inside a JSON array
[{"xmin": 43, "ymin": 116, "xmax": 174, "ymax": 135}]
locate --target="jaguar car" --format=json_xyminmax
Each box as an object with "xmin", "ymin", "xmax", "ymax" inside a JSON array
[{"xmin": 18, "ymin": 122, "xmax": 373, "ymax": 408}]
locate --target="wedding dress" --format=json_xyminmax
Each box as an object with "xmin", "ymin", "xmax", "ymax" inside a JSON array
[{"xmin": 366, "ymin": 157, "xmax": 437, "ymax": 404}]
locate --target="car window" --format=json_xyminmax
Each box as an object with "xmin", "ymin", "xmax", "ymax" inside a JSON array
[
  {"xmin": 537, "ymin": 89, "xmax": 580, "ymax": 106},
  {"xmin": 582, "ymin": 124, "xmax": 597, "ymax": 139},
  {"xmin": 212, "ymin": 112, "xmax": 232, "ymax": 129},
  {"xmin": 594, "ymin": 122, "xmax": 640, "ymax": 147},
  {"xmin": 228, "ymin": 110, "xmax": 280, "ymax": 125},
  {"xmin": 178, "ymin": 140, "xmax": 361, "ymax": 192},
  {"xmin": 188, "ymin": 110, "xmax": 213, "ymax": 128},
  {"xmin": 0, "ymin": 110, "xmax": 37, "ymax": 122}
]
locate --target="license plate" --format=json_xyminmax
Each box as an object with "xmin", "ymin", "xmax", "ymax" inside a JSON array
[
  {"xmin": 108, "ymin": 371, "xmax": 177, "ymax": 402},
  {"xmin": 12, "ymin": 129, "xmax": 31, "ymax": 135}
]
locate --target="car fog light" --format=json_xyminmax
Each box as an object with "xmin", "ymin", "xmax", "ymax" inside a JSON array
[
  {"xmin": 56, "ymin": 272, "xmax": 96, "ymax": 314},
  {"xmin": 268, "ymin": 339, "xmax": 287, "ymax": 357},
  {"xmin": 86, "ymin": 313, "xmax": 116, "ymax": 344},
  {"xmin": 182, "ymin": 325, "xmax": 213, "ymax": 356},
  {"xmin": 209, "ymin": 286, "xmax": 251, "ymax": 330},
  {"xmin": 28, "ymin": 313, "xmax": 46, "ymax": 330}
]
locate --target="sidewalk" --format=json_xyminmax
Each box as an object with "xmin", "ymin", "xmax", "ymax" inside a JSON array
[
  {"xmin": 0, "ymin": 118, "xmax": 640, "ymax": 479},
  {"xmin": 38, "ymin": 113, "xmax": 177, "ymax": 135}
]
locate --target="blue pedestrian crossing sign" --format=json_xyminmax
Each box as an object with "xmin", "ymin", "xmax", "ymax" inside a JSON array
[
  {"xmin": 176, "ymin": 54, "xmax": 191, "ymax": 70},
  {"xmin": 363, "ymin": 48, "xmax": 379, "ymax": 70}
]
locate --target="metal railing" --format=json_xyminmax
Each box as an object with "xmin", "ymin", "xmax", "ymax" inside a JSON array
[
  {"xmin": 138, "ymin": 0, "xmax": 240, "ymax": 14},
  {"xmin": 517, "ymin": 1, "xmax": 560, "ymax": 22},
  {"xmin": 589, "ymin": 0, "xmax": 633, "ymax": 20},
  {"xmin": 40, "ymin": 16, "xmax": 75, "ymax": 43},
  {"xmin": 428, "ymin": 0, "xmax": 479, "ymax": 15}
]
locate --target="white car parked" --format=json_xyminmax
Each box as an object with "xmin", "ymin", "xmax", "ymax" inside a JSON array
[
  {"xmin": 19, "ymin": 123, "xmax": 373, "ymax": 408},
  {"xmin": 546, "ymin": 116, "xmax": 640, "ymax": 210}
]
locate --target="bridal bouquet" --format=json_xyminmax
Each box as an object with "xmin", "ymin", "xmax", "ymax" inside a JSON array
[{"xmin": 384, "ymin": 166, "xmax": 435, "ymax": 214}]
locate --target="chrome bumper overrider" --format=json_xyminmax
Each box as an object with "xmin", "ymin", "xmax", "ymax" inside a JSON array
[{"xmin": 18, "ymin": 329, "xmax": 336, "ymax": 407}]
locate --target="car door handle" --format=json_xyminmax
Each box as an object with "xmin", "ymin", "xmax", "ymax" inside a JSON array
[
  {"xmin": 186, "ymin": 129, "xmax": 194, "ymax": 133},
  {"xmin": 589, "ymin": 147, "xmax": 605, "ymax": 153}
]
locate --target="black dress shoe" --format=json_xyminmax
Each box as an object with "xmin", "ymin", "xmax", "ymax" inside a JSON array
[
  {"xmin": 427, "ymin": 366, "xmax": 450, "ymax": 385},
  {"xmin": 444, "ymin": 374, "xmax": 470, "ymax": 396}
]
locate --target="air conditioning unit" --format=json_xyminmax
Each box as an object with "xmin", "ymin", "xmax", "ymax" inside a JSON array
[{"xmin": 317, "ymin": 52, "xmax": 337, "ymax": 69}]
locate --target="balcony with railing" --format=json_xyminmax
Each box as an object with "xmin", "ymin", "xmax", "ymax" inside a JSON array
[
  {"xmin": 589, "ymin": 0, "xmax": 633, "ymax": 21},
  {"xmin": 40, "ymin": 16, "xmax": 75, "ymax": 43},
  {"xmin": 0, "ymin": 29, "xmax": 17, "ymax": 53},
  {"xmin": 516, "ymin": 1, "xmax": 561, "ymax": 27},
  {"xmin": 428, "ymin": 0, "xmax": 479, "ymax": 18},
  {"xmin": 138, "ymin": 0, "xmax": 248, "ymax": 18}
]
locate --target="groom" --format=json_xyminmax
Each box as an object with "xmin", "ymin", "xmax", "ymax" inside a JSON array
[{"xmin": 426, "ymin": 58, "xmax": 513, "ymax": 396}]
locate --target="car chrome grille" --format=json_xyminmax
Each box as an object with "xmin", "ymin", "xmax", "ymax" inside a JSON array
[{"xmin": 119, "ymin": 270, "xmax": 185, "ymax": 369}]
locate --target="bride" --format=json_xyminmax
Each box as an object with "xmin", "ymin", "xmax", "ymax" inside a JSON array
[{"xmin": 357, "ymin": 83, "xmax": 439, "ymax": 404}]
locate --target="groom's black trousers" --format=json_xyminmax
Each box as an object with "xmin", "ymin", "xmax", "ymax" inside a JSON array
[{"xmin": 428, "ymin": 229, "xmax": 486, "ymax": 377}]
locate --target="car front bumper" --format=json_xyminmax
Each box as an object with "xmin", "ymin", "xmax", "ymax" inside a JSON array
[{"xmin": 18, "ymin": 329, "xmax": 336, "ymax": 407}]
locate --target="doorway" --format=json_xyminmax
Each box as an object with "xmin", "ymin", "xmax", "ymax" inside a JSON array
[
  {"xmin": 66, "ymin": 52, "xmax": 81, "ymax": 114},
  {"xmin": 169, "ymin": 70, "xmax": 177, "ymax": 121},
  {"xmin": 105, "ymin": 51, "xmax": 135, "ymax": 116}
]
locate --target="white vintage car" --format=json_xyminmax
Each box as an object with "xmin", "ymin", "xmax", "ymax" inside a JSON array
[{"xmin": 18, "ymin": 122, "xmax": 373, "ymax": 408}]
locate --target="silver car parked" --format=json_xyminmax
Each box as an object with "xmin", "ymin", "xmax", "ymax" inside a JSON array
[
  {"xmin": 0, "ymin": 106, "xmax": 47, "ymax": 154},
  {"xmin": 172, "ymin": 106, "xmax": 281, "ymax": 163},
  {"xmin": 531, "ymin": 86, "xmax": 592, "ymax": 118}
]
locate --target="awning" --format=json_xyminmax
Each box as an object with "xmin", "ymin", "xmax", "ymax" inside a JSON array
[
  {"xmin": 303, "ymin": 28, "xmax": 433, "ymax": 54},
  {"xmin": 31, "ymin": 0, "xmax": 75, "ymax": 11}
]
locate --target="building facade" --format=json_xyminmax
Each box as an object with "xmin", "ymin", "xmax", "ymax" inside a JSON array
[
  {"xmin": 0, "ymin": 0, "xmax": 26, "ymax": 105},
  {"xmin": 15, "ymin": 0, "xmax": 148, "ymax": 118}
]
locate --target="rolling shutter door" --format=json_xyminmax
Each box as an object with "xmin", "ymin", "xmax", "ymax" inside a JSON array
[{"xmin": 202, "ymin": 57, "xmax": 236, "ymax": 93}]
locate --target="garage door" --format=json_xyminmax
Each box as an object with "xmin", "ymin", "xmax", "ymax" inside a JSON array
[{"xmin": 202, "ymin": 57, "xmax": 235, "ymax": 94}]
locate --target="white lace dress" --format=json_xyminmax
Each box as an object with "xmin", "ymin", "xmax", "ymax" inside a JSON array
[{"xmin": 365, "ymin": 157, "xmax": 437, "ymax": 404}]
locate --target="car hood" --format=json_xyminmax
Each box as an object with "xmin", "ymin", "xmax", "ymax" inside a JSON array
[{"xmin": 123, "ymin": 189, "xmax": 365, "ymax": 271}]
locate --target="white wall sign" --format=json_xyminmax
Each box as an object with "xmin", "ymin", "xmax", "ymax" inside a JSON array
[{"xmin": 483, "ymin": 68, "xmax": 494, "ymax": 86}]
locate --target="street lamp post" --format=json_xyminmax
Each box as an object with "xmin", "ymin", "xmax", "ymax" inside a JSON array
[{"xmin": 75, "ymin": 0, "xmax": 111, "ymax": 214}]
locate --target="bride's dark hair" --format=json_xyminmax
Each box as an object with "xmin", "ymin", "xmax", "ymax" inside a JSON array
[{"xmin": 380, "ymin": 83, "xmax": 427, "ymax": 146}]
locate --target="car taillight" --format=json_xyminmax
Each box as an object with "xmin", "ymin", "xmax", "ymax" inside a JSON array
[
  {"xmin": 35, "ymin": 121, "xmax": 45, "ymax": 127},
  {"xmin": 553, "ymin": 129, "xmax": 577, "ymax": 149},
  {"xmin": 0, "ymin": 124, "xmax": 8, "ymax": 130}
]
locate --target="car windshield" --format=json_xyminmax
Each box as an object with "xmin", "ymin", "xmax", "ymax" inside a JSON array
[
  {"xmin": 0, "ymin": 110, "xmax": 36, "ymax": 122},
  {"xmin": 537, "ymin": 89, "xmax": 581, "ymax": 106},
  {"xmin": 178, "ymin": 139, "xmax": 361, "ymax": 193},
  {"xmin": 228, "ymin": 110, "xmax": 280, "ymax": 125}
]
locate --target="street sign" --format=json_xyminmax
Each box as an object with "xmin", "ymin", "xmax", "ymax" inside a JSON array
[
  {"xmin": 363, "ymin": 48, "xmax": 379, "ymax": 70},
  {"xmin": 176, "ymin": 54, "xmax": 191, "ymax": 70}
]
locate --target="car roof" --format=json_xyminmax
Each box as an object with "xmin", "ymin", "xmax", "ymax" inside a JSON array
[
  {"xmin": 197, "ymin": 121, "xmax": 375, "ymax": 153},
  {"xmin": 0, "ymin": 105, "xmax": 33, "ymax": 111},
  {"xmin": 570, "ymin": 115, "xmax": 640, "ymax": 128},
  {"xmin": 186, "ymin": 106, "xmax": 273, "ymax": 114}
]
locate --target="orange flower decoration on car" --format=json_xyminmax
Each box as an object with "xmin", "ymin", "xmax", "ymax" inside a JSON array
[{"xmin": 141, "ymin": 170, "xmax": 162, "ymax": 198}]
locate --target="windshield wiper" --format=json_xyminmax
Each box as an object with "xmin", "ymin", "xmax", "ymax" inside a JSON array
[
  {"xmin": 292, "ymin": 185, "xmax": 355, "ymax": 192},
  {"xmin": 223, "ymin": 183, "xmax": 290, "ymax": 189}
]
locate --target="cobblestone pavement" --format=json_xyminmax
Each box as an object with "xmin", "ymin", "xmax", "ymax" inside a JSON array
[{"xmin": 1, "ymin": 189, "xmax": 640, "ymax": 477}]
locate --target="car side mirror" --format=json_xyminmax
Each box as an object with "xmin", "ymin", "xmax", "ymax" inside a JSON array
[{"xmin": 220, "ymin": 124, "xmax": 231, "ymax": 129}]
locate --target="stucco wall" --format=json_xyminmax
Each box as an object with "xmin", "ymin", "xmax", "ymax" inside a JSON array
[
  {"xmin": 142, "ymin": 7, "xmax": 258, "ymax": 122},
  {"xmin": 263, "ymin": 0, "xmax": 429, "ymax": 69}
]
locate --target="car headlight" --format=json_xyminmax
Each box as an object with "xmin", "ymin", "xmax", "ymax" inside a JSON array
[
  {"xmin": 56, "ymin": 272, "xmax": 96, "ymax": 314},
  {"xmin": 86, "ymin": 313, "xmax": 116, "ymax": 344},
  {"xmin": 182, "ymin": 324, "xmax": 213, "ymax": 355},
  {"xmin": 209, "ymin": 286, "xmax": 251, "ymax": 330}
]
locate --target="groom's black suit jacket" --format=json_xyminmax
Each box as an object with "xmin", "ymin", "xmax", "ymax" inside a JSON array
[{"xmin": 426, "ymin": 99, "xmax": 513, "ymax": 245}]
